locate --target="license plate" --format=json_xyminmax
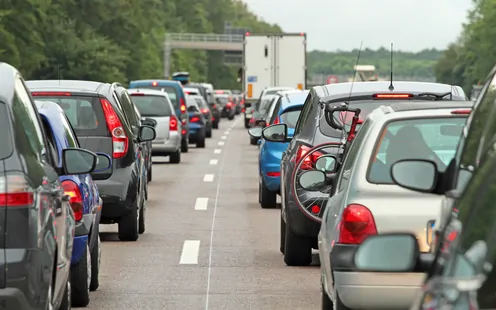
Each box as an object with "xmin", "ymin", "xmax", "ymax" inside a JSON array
[{"xmin": 246, "ymin": 114, "xmax": 252, "ymax": 118}]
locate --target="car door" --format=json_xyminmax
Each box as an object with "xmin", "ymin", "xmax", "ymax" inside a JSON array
[{"xmin": 11, "ymin": 76, "xmax": 70, "ymax": 301}]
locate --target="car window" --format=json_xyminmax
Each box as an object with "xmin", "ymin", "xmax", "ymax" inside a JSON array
[
  {"xmin": 293, "ymin": 93, "xmax": 313, "ymax": 136},
  {"xmin": 186, "ymin": 97, "xmax": 200, "ymax": 112},
  {"xmin": 269, "ymin": 100, "xmax": 283, "ymax": 124},
  {"xmin": 119, "ymin": 91, "xmax": 140, "ymax": 129},
  {"xmin": 280, "ymin": 109, "xmax": 302, "ymax": 128},
  {"xmin": 259, "ymin": 97, "xmax": 275, "ymax": 115},
  {"xmin": 60, "ymin": 113, "xmax": 79, "ymax": 148},
  {"xmin": 368, "ymin": 117, "xmax": 466, "ymax": 184},
  {"xmin": 336, "ymin": 119, "xmax": 372, "ymax": 192},
  {"xmin": 13, "ymin": 78, "xmax": 47, "ymax": 162},
  {"xmin": 131, "ymin": 95, "xmax": 172, "ymax": 117},
  {"xmin": 194, "ymin": 97, "xmax": 208, "ymax": 110},
  {"xmin": 0, "ymin": 102, "xmax": 13, "ymax": 160},
  {"xmin": 265, "ymin": 99, "xmax": 278, "ymax": 119},
  {"xmin": 41, "ymin": 119, "xmax": 59, "ymax": 164}
]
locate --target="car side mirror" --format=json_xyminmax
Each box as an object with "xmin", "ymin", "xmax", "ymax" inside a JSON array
[
  {"xmin": 248, "ymin": 127, "xmax": 262, "ymax": 138},
  {"xmin": 354, "ymin": 233, "xmax": 419, "ymax": 272},
  {"xmin": 61, "ymin": 148, "xmax": 97, "ymax": 175},
  {"xmin": 262, "ymin": 124, "xmax": 288, "ymax": 142},
  {"xmin": 94, "ymin": 153, "xmax": 112, "ymax": 172},
  {"xmin": 298, "ymin": 170, "xmax": 327, "ymax": 192},
  {"xmin": 390, "ymin": 159, "xmax": 438, "ymax": 193},
  {"xmin": 315, "ymin": 155, "xmax": 338, "ymax": 173},
  {"xmin": 141, "ymin": 117, "xmax": 157, "ymax": 127},
  {"xmin": 138, "ymin": 125, "xmax": 156, "ymax": 142}
]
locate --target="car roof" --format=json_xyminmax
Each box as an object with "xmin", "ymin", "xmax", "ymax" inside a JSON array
[
  {"xmin": 264, "ymin": 86, "xmax": 294, "ymax": 91},
  {"xmin": 315, "ymin": 81, "xmax": 466, "ymax": 100},
  {"xmin": 127, "ymin": 88, "xmax": 169, "ymax": 97},
  {"xmin": 280, "ymin": 91, "xmax": 310, "ymax": 110},
  {"xmin": 386, "ymin": 100, "xmax": 473, "ymax": 113},
  {"xmin": 214, "ymin": 93, "xmax": 229, "ymax": 97},
  {"xmin": 35, "ymin": 100, "xmax": 65, "ymax": 116},
  {"xmin": 129, "ymin": 79, "xmax": 181, "ymax": 87},
  {"xmin": 0, "ymin": 63, "xmax": 18, "ymax": 103},
  {"xmin": 183, "ymin": 87, "xmax": 200, "ymax": 93},
  {"xmin": 26, "ymin": 80, "xmax": 105, "ymax": 93}
]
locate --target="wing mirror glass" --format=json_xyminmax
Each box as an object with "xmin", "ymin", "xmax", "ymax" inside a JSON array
[
  {"xmin": 248, "ymin": 127, "xmax": 262, "ymax": 138},
  {"xmin": 391, "ymin": 159, "xmax": 437, "ymax": 192},
  {"xmin": 262, "ymin": 124, "xmax": 287, "ymax": 142},
  {"xmin": 138, "ymin": 125, "xmax": 156, "ymax": 142},
  {"xmin": 94, "ymin": 153, "xmax": 112, "ymax": 172},
  {"xmin": 62, "ymin": 148, "xmax": 97, "ymax": 175},
  {"xmin": 298, "ymin": 170, "xmax": 326, "ymax": 191},
  {"xmin": 315, "ymin": 155, "xmax": 338, "ymax": 173}
]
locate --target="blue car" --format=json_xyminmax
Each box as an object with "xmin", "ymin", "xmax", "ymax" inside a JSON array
[
  {"xmin": 35, "ymin": 100, "xmax": 112, "ymax": 307},
  {"xmin": 128, "ymin": 79, "xmax": 190, "ymax": 152},
  {"xmin": 254, "ymin": 90, "xmax": 309, "ymax": 209},
  {"xmin": 185, "ymin": 94, "xmax": 207, "ymax": 148}
]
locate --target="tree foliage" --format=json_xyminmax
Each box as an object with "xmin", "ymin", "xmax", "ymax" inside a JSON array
[
  {"xmin": 0, "ymin": 0, "xmax": 280, "ymax": 88},
  {"xmin": 308, "ymin": 48, "xmax": 444, "ymax": 79}
]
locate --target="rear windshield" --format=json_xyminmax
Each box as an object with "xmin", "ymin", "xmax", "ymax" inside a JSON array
[
  {"xmin": 131, "ymin": 95, "xmax": 172, "ymax": 117},
  {"xmin": 133, "ymin": 86, "xmax": 178, "ymax": 109},
  {"xmin": 194, "ymin": 98, "xmax": 208, "ymax": 109},
  {"xmin": 280, "ymin": 109, "xmax": 302, "ymax": 128},
  {"xmin": 319, "ymin": 100, "xmax": 396, "ymax": 138},
  {"xmin": 368, "ymin": 116, "xmax": 466, "ymax": 184},
  {"xmin": 0, "ymin": 103, "xmax": 13, "ymax": 160},
  {"xmin": 34, "ymin": 96, "xmax": 107, "ymax": 136},
  {"xmin": 215, "ymin": 96, "xmax": 228, "ymax": 105}
]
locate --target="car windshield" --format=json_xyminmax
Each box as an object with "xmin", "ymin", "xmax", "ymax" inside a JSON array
[
  {"xmin": 368, "ymin": 116, "xmax": 467, "ymax": 184},
  {"xmin": 131, "ymin": 95, "xmax": 172, "ymax": 117},
  {"xmin": 280, "ymin": 109, "xmax": 302, "ymax": 128}
]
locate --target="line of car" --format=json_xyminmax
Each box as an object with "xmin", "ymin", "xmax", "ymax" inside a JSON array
[
  {"xmin": 0, "ymin": 62, "xmax": 243, "ymax": 309},
  {"xmin": 245, "ymin": 75, "xmax": 496, "ymax": 309}
]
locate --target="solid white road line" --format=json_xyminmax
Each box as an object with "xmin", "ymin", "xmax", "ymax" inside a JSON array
[
  {"xmin": 218, "ymin": 141, "xmax": 225, "ymax": 146},
  {"xmin": 203, "ymin": 174, "xmax": 214, "ymax": 182},
  {"xmin": 195, "ymin": 197, "xmax": 209, "ymax": 210},
  {"xmin": 221, "ymin": 136, "xmax": 227, "ymax": 140},
  {"xmin": 214, "ymin": 149, "xmax": 222, "ymax": 154},
  {"xmin": 209, "ymin": 159, "xmax": 218, "ymax": 165},
  {"xmin": 179, "ymin": 240, "xmax": 200, "ymax": 264}
]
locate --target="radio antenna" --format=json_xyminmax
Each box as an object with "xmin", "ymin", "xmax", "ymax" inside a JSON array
[{"xmin": 388, "ymin": 42, "xmax": 394, "ymax": 91}]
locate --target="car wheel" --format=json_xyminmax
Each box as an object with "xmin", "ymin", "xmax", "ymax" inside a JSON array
[
  {"xmin": 213, "ymin": 121, "xmax": 219, "ymax": 129},
  {"xmin": 196, "ymin": 134, "xmax": 206, "ymax": 148},
  {"xmin": 89, "ymin": 233, "xmax": 100, "ymax": 291},
  {"xmin": 58, "ymin": 280, "xmax": 71, "ymax": 310},
  {"xmin": 228, "ymin": 115, "xmax": 234, "ymax": 120},
  {"xmin": 244, "ymin": 119, "xmax": 249, "ymax": 129},
  {"xmin": 321, "ymin": 283, "xmax": 333, "ymax": 310},
  {"xmin": 170, "ymin": 150, "xmax": 181, "ymax": 164},
  {"xmin": 280, "ymin": 216, "xmax": 286, "ymax": 254},
  {"xmin": 181, "ymin": 137, "xmax": 188, "ymax": 152},
  {"xmin": 206, "ymin": 128, "xmax": 212, "ymax": 138},
  {"xmin": 138, "ymin": 199, "xmax": 146, "ymax": 234},
  {"xmin": 70, "ymin": 244, "xmax": 91, "ymax": 307},
  {"xmin": 118, "ymin": 200, "xmax": 139, "ymax": 241},
  {"xmin": 147, "ymin": 166, "xmax": 152, "ymax": 183},
  {"xmin": 259, "ymin": 177, "xmax": 277, "ymax": 208},
  {"xmin": 250, "ymin": 136, "xmax": 258, "ymax": 145},
  {"xmin": 284, "ymin": 220, "xmax": 313, "ymax": 266}
]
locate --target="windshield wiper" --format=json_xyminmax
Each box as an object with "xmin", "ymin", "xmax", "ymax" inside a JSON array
[{"xmin": 417, "ymin": 92, "xmax": 452, "ymax": 100}]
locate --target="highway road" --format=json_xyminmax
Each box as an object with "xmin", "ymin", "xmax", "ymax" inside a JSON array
[{"xmin": 85, "ymin": 115, "xmax": 321, "ymax": 310}]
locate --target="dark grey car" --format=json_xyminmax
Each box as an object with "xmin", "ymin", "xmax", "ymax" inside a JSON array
[
  {"xmin": 27, "ymin": 80, "xmax": 156, "ymax": 242},
  {"xmin": 0, "ymin": 62, "xmax": 101, "ymax": 309}
]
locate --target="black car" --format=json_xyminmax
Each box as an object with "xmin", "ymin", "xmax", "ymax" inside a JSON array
[
  {"xmin": 215, "ymin": 94, "xmax": 235, "ymax": 120},
  {"xmin": 268, "ymin": 81, "xmax": 467, "ymax": 266},
  {"xmin": 27, "ymin": 80, "xmax": 156, "ymax": 242},
  {"xmin": 0, "ymin": 62, "xmax": 102, "ymax": 310},
  {"xmin": 192, "ymin": 94, "xmax": 213, "ymax": 138}
]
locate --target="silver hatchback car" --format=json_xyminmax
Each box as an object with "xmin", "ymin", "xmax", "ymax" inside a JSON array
[
  {"xmin": 128, "ymin": 88, "xmax": 182, "ymax": 163},
  {"xmin": 298, "ymin": 101, "xmax": 473, "ymax": 310}
]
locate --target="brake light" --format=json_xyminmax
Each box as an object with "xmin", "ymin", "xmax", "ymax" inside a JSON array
[
  {"xmin": 32, "ymin": 92, "xmax": 71, "ymax": 96},
  {"xmin": 0, "ymin": 174, "xmax": 34, "ymax": 206},
  {"xmin": 338, "ymin": 204, "xmax": 377, "ymax": 244},
  {"xmin": 266, "ymin": 172, "xmax": 280, "ymax": 177},
  {"xmin": 62, "ymin": 180, "xmax": 83, "ymax": 221},
  {"xmin": 180, "ymin": 98, "xmax": 186, "ymax": 113},
  {"xmin": 170, "ymin": 115, "xmax": 178, "ymax": 131},
  {"xmin": 152, "ymin": 81, "xmax": 158, "ymax": 86},
  {"xmin": 242, "ymin": 108, "xmax": 245, "ymax": 113},
  {"xmin": 272, "ymin": 116, "xmax": 280, "ymax": 125},
  {"xmin": 226, "ymin": 102, "xmax": 233, "ymax": 108},
  {"xmin": 100, "ymin": 98, "xmax": 128, "ymax": 159},
  {"xmin": 215, "ymin": 90, "xmax": 224, "ymax": 94},
  {"xmin": 245, "ymin": 32, "xmax": 250, "ymax": 36},
  {"xmin": 190, "ymin": 116, "xmax": 201, "ymax": 122},
  {"xmin": 451, "ymin": 109, "xmax": 471, "ymax": 114},
  {"xmin": 372, "ymin": 94, "xmax": 413, "ymax": 99},
  {"xmin": 185, "ymin": 92, "xmax": 191, "ymax": 95},
  {"xmin": 201, "ymin": 108, "xmax": 209, "ymax": 113},
  {"xmin": 182, "ymin": 129, "xmax": 186, "ymax": 135},
  {"xmin": 130, "ymin": 93, "xmax": 145, "ymax": 96},
  {"xmin": 295, "ymin": 145, "xmax": 324, "ymax": 170},
  {"xmin": 212, "ymin": 104, "xmax": 217, "ymax": 109}
]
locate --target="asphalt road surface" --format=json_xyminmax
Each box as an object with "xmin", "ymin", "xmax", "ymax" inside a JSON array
[{"xmin": 86, "ymin": 115, "xmax": 321, "ymax": 310}]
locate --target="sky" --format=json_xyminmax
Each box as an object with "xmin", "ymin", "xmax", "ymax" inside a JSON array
[{"xmin": 241, "ymin": 0, "xmax": 474, "ymax": 52}]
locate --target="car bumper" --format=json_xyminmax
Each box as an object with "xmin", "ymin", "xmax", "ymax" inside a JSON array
[
  {"xmin": 71, "ymin": 235, "xmax": 89, "ymax": 264},
  {"xmin": 95, "ymin": 169, "xmax": 136, "ymax": 222},
  {"xmin": 0, "ymin": 288, "xmax": 34, "ymax": 310},
  {"xmin": 334, "ymin": 271, "xmax": 424, "ymax": 309},
  {"xmin": 261, "ymin": 165, "xmax": 281, "ymax": 192},
  {"xmin": 152, "ymin": 133, "xmax": 181, "ymax": 153}
]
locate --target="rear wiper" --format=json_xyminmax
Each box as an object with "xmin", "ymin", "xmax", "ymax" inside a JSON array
[{"xmin": 417, "ymin": 92, "xmax": 452, "ymax": 100}]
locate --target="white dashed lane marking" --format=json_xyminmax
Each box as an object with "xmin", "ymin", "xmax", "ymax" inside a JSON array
[
  {"xmin": 194, "ymin": 197, "xmax": 209, "ymax": 210},
  {"xmin": 179, "ymin": 240, "xmax": 200, "ymax": 264},
  {"xmin": 209, "ymin": 159, "xmax": 218, "ymax": 165},
  {"xmin": 218, "ymin": 141, "xmax": 225, "ymax": 146},
  {"xmin": 214, "ymin": 149, "xmax": 222, "ymax": 154},
  {"xmin": 203, "ymin": 174, "xmax": 214, "ymax": 182}
]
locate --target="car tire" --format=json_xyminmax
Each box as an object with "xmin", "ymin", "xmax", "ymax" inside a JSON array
[
  {"xmin": 147, "ymin": 167, "xmax": 152, "ymax": 183},
  {"xmin": 197, "ymin": 134, "xmax": 206, "ymax": 148},
  {"xmin": 321, "ymin": 284, "xmax": 333, "ymax": 310},
  {"xmin": 138, "ymin": 200, "xmax": 146, "ymax": 234},
  {"xmin": 213, "ymin": 121, "xmax": 219, "ymax": 129},
  {"xmin": 181, "ymin": 138, "xmax": 189, "ymax": 153},
  {"xmin": 170, "ymin": 150, "xmax": 181, "ymax": 164},
  {"xmin": 89, "ymin": 233, "xmax": 100, "ymax": 291},
  {"xmin": 259, "ymin": 177, "xmax": 277, "ymax": 208},
  {"xmin": 58, "ymin": 280, "xmax": 71, "ymax": 310},
  {"xmin": 206, "ymin": 128, "xmax": 212, "ymax": 138},
  {"xmin": 244, "ymin": 119, "xmax": 249, "ymax": 129},
  {"xmin": 280, "ymin": 216, "xmax": 286, "ymax": 254},
  {"xmin": 250, "ymin": 137, "xmax": 258, "ymax": 145},
  {"xmin": 70, "ymin": 244, "xmax": 91, "ymax": 307},
  {"xmin": 117, "ymin": 201, "xmax": 139, "ymax": 241},
  {"xmin": 284, "ymin": 221, "xmax": 313, "ymax": 266},
  {"xmin": 228, "ymin": 115, "xmax": 234, "ymax": 120}
]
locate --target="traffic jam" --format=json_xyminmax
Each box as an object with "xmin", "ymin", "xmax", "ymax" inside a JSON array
[{"xmin": 1, "ymin": 32, "xmax": 496, "ymax": 310}]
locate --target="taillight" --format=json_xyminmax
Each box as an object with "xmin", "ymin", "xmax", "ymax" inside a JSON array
[
  {"xmin": 32, "ymin": 92, "xmax": 71, "ymax": 96},
  {"xmin": 295, "ymin": 145, "xmax": 323, "ymax": 170},
  {"xmin": 190, "ymin": 116, "xmax": 200, "ymax": 122},
  {"xmin": 212, "ymin": 104, "xmax": 217, "ymax": 109},
  {"xmin": 170, "ymin": 115, "xmax": 178, "ymax": 131},
  {"xmin": 338, "ymin": 204, "xmax": 377, "ymax": 244},
  {"xmin": 201, "ymin": 108, "xmax": 209, "ymax": 113},
  {"xmin": 226, "ymin": 102, "xmax": 233, "ymax": 108},
  {"xmin": 62, "ymin": 180, "xmax": 83, "ymax": 222},
  {"xmin": 266, "ymin": 172, "xmax": 280, "ymax": 177},
  {"xmin": 0, "ymin": 174, "xmax": 34, "ymax": 206},
  {"xmin": 100, "ymin": 98, "xmax": 128, "ymax": 159},
  {"xmin": 180, "ymin": 98, "xmax": 186, "ymax": 113},
  {"xmin": 272, "ymin": 116, "xmax": 280, "ymax": 125},
  {"xmin": 242, "ymin": 108, "xmax": 245, "ymax": 113},
  {"xmin": 451, "ymin": 109, "xmax": 471, "ymax": 114}
]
